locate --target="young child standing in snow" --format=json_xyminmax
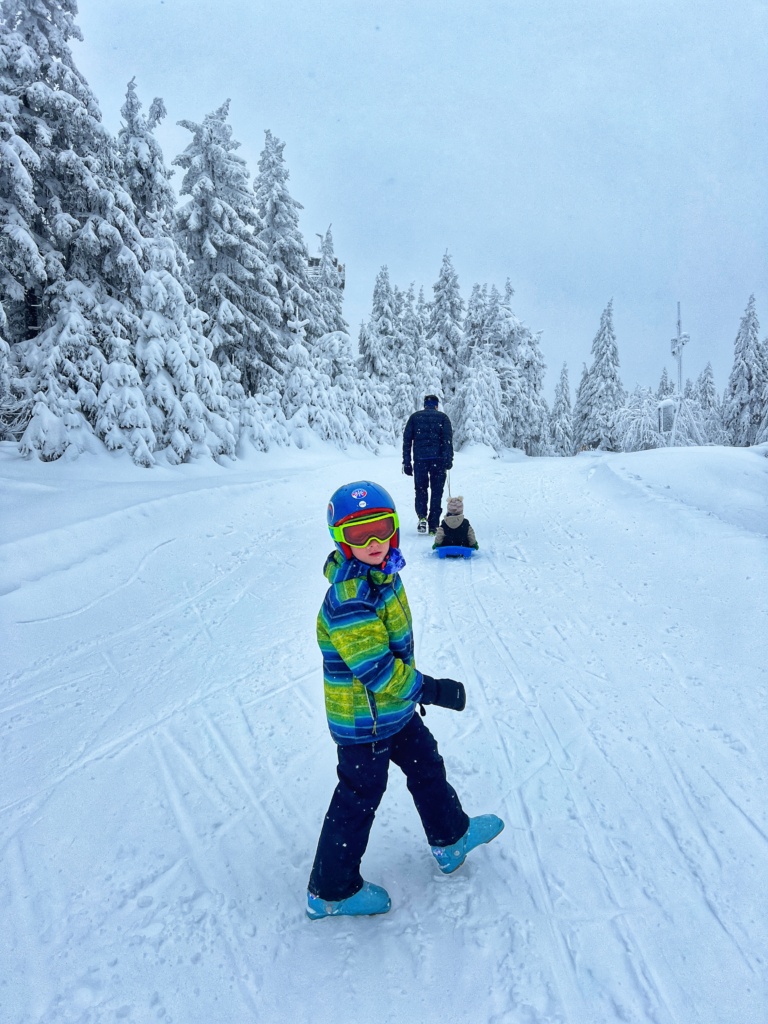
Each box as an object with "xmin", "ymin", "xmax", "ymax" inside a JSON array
[
  {"xmin": 307, "ymin": 480, "xmax": 503, "ymax": 919},
  {"xmin": 433, "ymin": 495, "xmax": 478, "ymax": 550}
]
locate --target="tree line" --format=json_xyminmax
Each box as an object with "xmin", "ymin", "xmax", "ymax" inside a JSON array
[{"xmin": 2, "ymin": 1, "xmax": 766, "ymax": 466}]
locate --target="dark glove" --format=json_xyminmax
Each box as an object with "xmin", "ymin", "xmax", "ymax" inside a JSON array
[
  {"xmin": 420, "ymin": 675, "xmax": 466, "ymax": 711},
  {"xmin": 403, "ymin": 464, "xmax": 413, "ymax": 477}
]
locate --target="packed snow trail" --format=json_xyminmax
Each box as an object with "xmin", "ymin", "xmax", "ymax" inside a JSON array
[{"xmin": 1, "ymin": 443, "xmax": 767, "ymax": 1024}]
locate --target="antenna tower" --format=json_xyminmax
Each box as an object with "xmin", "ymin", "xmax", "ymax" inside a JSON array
[{"xmin": 668, "ymin": 303, "xmax": 703, "ymax": 446}]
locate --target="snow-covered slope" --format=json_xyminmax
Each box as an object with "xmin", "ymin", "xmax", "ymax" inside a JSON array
[{"xmin": 2, "ymin": 443, "xmax": 767, "ymax": 1024}]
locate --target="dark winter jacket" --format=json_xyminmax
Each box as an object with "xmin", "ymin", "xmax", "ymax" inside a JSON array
[
  {"xmin": 402, "ymin": 408, "xmax": 454, "ymax": 469},
  {"xmin": 434, "ymin": 514, "xmax": 477, "ymax": 548},
  {"xmin": 316, "ymin": 549, "xmax": 424, "ymax": 745}
]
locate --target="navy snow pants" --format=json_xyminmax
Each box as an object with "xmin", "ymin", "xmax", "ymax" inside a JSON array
[
  {"xmin": 414, "ymin": 460, "xmax": 448, "ymax": 531},
  {"xmin": 308, "ymin": 714, "xmax": 469, "ymax": 901}
]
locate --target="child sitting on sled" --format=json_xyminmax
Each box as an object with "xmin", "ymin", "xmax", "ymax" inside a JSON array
[{"xmin": 433, "ymin": 496, "xmax": 478, "ymax": 550}]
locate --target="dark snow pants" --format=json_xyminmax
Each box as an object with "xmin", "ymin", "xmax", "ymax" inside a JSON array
[
  {"xmin": 308, "ymin": 714, "xmax": 469, "ymax": 901},
  {"xmin": 413, "ymin": 460, "xmax": 448, "ymax": 531}
]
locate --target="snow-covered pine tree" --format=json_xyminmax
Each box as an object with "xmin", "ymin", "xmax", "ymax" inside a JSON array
[
  {"xmin": 550, "ymin": 362, "xmax": 574, "ymax": 456},
  {"xmin": 614, "ymin": 385, "xmax": 667, "ymax": 452},
  {"xmin": 390, "ymin": 284, "xmax": 419, "ymax": 427},
  {"xmin": 427, "ymin": 252, "xmax": 463, "ymax": 404},
  {"xmin": 313, "ymin": 328, "xmax": 352, "ymax": 387},
  {"xmin": 118, "ymin": 80, "xmax": 235, "ymax": 462},
  {"xmin": 452, "ymin": 358, "xmax": 503, "ymax": 451},
  {"xmin": 0, "ymin": 311, "xmax": 13, "ymax": 437},
  {"xmin": 572, "ymin": 363, "xmax": 590, "ymax": 452},
  {"xmin": 174, "ymin": 103, "xmax": 280, "ymax": 398},
  {"xmin": 284, "ymin": 269, "xmax": 359, "ymax": 449},
  {"xmin": 0, "ymin": 7, "xmax": 62, "ymax": 393},
  {"xmin": 491, "ymin": 282, "xmax": 547, "ymax": 454},
  {"xmin": 690, "ymin": 362, "xmax": 725, "ymax": 445},
  {"xmin": 657, "ymin": 366, "xmax": 674, "ymax": 398},
  {"xmin": 3, "ymin": 0, "xmax": 158, "ymax": 463},
  {"xmin": 312, "ymin": 225, "xmax": 347, "ymax": 335},
  {"xmin": 512, "ymin": 325, "xmax": 547, "ymax": 453},
  {"xmin": 412, "ymin": 283, "xmax": 441, "ymax": 404},
  {"xmin": 575, "ymin": 300, "xmax": 625, "ymax": 451},
  {"xmin": 314, "ymin": 326, "xmax": 389, "ymax": 450},
  {"xmin": 416, "ymin": 284, "xmax": 430, "ymax": 334},
  {"xmin": 0, "ymin": 0, "xmax": 72, "ymax": 351},
  {"xmin": 723, "ymin": 295, "xmax": 764, "ymax": 446},
  {"xmin": 137, "ymin": 238, "xmax": 238, "ymax": 461},
  {"xmin": 356, "ymin": 320, "xmax": 372, "ymax": 376},
  {"xmin": 539, "ymin": 397, "xmax": 556, "ymax": 455},
  {"xmin": 118, "ymin": 79, "xmax": 175, "ymax": 235},
  {"xmin": 281, "ymin": 315, "xmax": 349, "ymax": 448},
  {"xmin": 452, "ymin": 286, "xmax": 503, "ymax": 451},
  {"xmin": 359, "ymin": 265, "xmax": 397, "ymax": 382},
  {"xmin": 94, "ymin": 314, "xmax": 155, "ymax": 466},
  {"xmin": 695, "ymin": 362, "xmax": 719, "ymax": 414},
  {"xmin": 0, "ymin": 42, "xmax": 43, "ymax": 434},
  {"xmin": 313, "ymin": 327, "xmax": 360, "ymax": 407},
  {"xmin": 392, "ymin": 283, "xmax": 405, "ymax": 325},
  {"xmin": 357, "ymin": 265, "xmax": 400, "ymax": 442},
  {"xmin": 355, "ymin": 373, "xmax": 396, "ymax": 450},
  {"xmin": 757, "ymin": 335, "xmax": 768, "ymax": 444},
  {"xmin": 479, "ymin": 285, "xmax": 518, "ymax": 445},
  {"xmin": 254, "ymin": 130, "xmax": 321, "ymax": 350},
  {"xmin": 460, "ymin": 283, "xmax": 487, "ymax": 366}
]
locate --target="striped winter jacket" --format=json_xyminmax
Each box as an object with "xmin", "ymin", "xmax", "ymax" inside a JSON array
[{"xmin": 316, "ymin": 550, "xmax": 424, "ymax": 745}]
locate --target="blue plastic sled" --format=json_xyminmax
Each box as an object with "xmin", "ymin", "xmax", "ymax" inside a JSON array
[{"xmin": 434, "ymin": 545, "xmax": 476, "ymax": 559}]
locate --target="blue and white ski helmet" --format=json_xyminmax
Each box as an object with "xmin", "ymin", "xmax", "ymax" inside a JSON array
[{"xmin": 327, "ymin": 480, "xmax": 399, "ymax": 557}]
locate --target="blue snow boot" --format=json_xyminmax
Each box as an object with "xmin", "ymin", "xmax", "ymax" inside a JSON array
[
  {"xmin": 306, "ymin": 881, "xmax": 391, "ymax": 920},
  {"xmin": 431, "ymin": 814, "xmax": 505, "ymax": 875}
]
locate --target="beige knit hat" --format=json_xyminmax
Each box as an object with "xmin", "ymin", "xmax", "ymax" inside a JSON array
[{"xmin": 447, "ymin": 496, "xmax": 464, "ymax": 515}]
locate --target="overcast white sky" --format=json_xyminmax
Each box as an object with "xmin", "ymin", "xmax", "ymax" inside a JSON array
[{"xmin": 73, "ymin": 0, "xmax": 767, "ymax": 395}]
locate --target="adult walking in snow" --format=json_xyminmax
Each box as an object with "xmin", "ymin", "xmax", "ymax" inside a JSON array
[{"xmin": 402, "ymin": 395, "xmax": 454, "ymax": 534}]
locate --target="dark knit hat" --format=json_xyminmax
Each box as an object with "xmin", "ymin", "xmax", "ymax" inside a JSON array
[
  {"xmin": 447, "ymin": 496, "xmax": 463, "ymax": 515},
  {"xmin": 424, "ymin": 394, "xmax": 439, "ymax": 408}
]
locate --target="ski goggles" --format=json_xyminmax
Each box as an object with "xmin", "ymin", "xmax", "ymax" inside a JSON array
[{"xmin": 331, "ymin": 510, "xmax": 399, "ymax": 548}]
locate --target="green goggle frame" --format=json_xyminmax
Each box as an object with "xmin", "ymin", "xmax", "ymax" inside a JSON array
[{"xmin": 330, "ymin": 510, "xmax": 400, "ymax": 548}]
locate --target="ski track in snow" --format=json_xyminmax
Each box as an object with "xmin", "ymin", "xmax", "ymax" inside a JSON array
[
  {"xmin": 436, "ymin": 497, "xmax": 669, "ymax": 1020},
  {"xmin": 1, "ymin": 444, "xmax": 767, "ymax": 1024},
  {"xmin": 14, "ymin": 540, "xmax": 177, "ymax": 625}
]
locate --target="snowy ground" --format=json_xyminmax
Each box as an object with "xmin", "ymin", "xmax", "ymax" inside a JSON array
[{"xmin": 2, "ymin": 441, "xmax": 767, "ymax": 1024}]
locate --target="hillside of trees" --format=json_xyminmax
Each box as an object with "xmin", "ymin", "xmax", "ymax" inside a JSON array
[{"xmin": 2, "ymin": 1, "xmax": 766, "ymax": 466}]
